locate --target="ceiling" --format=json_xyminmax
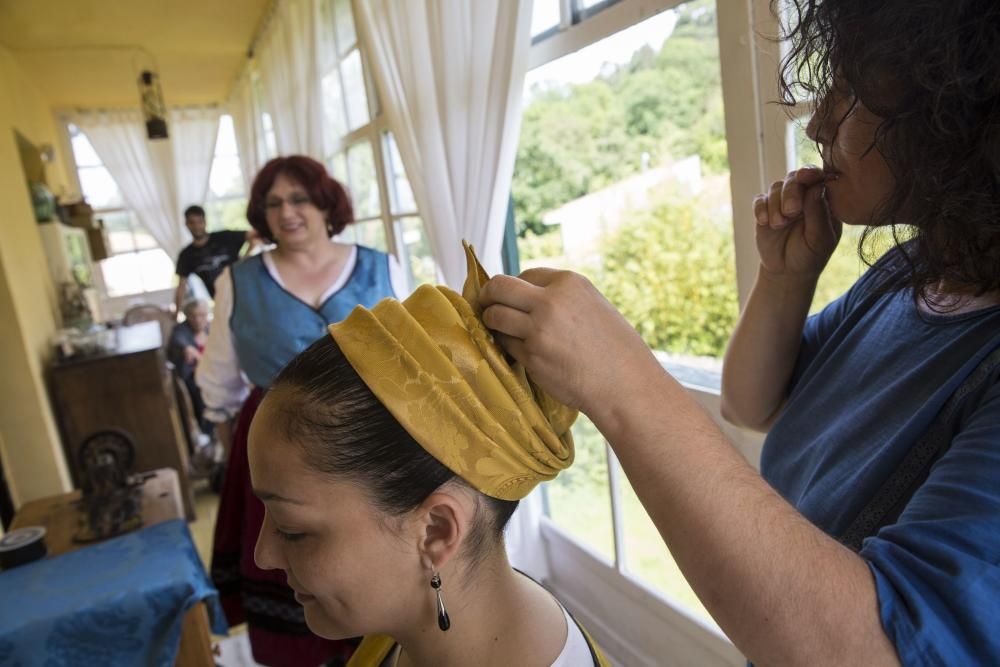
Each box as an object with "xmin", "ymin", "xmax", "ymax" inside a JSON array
[{"xmin": 0, "ymin": 0, "xmax": 271, "ymax": 107}]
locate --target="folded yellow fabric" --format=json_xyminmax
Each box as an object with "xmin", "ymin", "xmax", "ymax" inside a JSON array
[{"xmin": 328, "ymin": 242, "xmax": 576, "ymax": 501}]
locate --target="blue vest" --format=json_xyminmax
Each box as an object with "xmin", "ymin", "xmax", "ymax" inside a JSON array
[{"xmin": 230, "ymin": 246, "xmax": 395, "ymax": 388}]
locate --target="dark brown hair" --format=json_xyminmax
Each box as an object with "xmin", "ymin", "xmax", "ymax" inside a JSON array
[{"xmin": 776, "ymin": 0, "xmax": 1000, "ymax": 298}]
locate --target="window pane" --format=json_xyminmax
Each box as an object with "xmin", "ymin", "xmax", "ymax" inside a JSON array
[
  {"xmin": 205, "ymin": 198, "xmax": 250, "ymax": 232},
  {"xmin": 532, "ymin": 0, "xmax": 561, "ymax": 37},
  {"xmin": 69, "ymin": 125, "xmax": 102, "ymax": 167},
  {"xmin": 101, "ymin": 211, "xmax": 136, "ymax": 254},
  {"xmin": 787, "ymin": 116, "xmax": 821, "ymax": 169},
  {"xmin": 542, "ymin": 415, "xmax": 615, "ymax": 563},
  {"xmin": 397, "ymin": 216, "xmax": 438, "ymax": 287},
  {"xmin": 322, "ymin": 70, "xmax": 348, "ymax": 154},
  {"xmin": 333, "ymin": 0, "xmax": 357, "ymax": 53},
  {"xmin": 78, "ymin": 166, "xmax": 124, "ymax": 210},
  {"xmin": 209, "ymin": 155, "xmax": 244, "ymax": 199},
  {"xmin": 578, "ymin": 0, "xmax": 614, "ymax": 9},
  {"xmin": 100, "ymin": 253, "xmax": 142, "ymax": 297},
  {"xmin": 132, "ymin": 224, "xmax": 157, "ymax": 251},
  {"xmin": 347, "ymin": 141, "xmax": 380, "ymax": 219},
  {"xmin": 341, "ymin": 49, "xmax": 371, "ymax": 131},
  {"xmin": 216, "ymin": 115, "xmax": 239, "ymax": 156},
  {"xmin": 621, "ymin": 474, "xmax": 712, "ymax": 623},
  {"xmin": 347, "ymin": 219, "xmax": 388, "ymax": 251},
  {"xmin": 382, "ymin": 132, "xmax": 416, "ymax": 214},
  {"xmin": 329, "ymin": 152, "xmax": 349, "ymax": 186},
  {"xmin": 137, "ymin": 249, "xmax": 174, "ymax": 292},
  {"xmin": 513, "ymin": 1, "xmax": 736, "ymax": 362}
]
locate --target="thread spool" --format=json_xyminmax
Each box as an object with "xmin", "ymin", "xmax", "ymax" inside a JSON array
[{"xmin": 0, "ymin": 526, "xmax": 47, "ymax": 570}]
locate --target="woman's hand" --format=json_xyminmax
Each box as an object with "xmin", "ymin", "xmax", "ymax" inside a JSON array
[
  {"xmin": 479, "ymin": 269, "xmax": 660, "ymax": 418},
  {"xmin": 754, "ymin": 166, "xmax": 842, "ymax": 279},
  {"xmin": 184, "ymin": 345, "xmax": 202, "ymax": 366}
]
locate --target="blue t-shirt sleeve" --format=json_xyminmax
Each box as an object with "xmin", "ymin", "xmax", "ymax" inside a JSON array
[{"xmin": 858, "ymin": 379, "xmax": 1000, "ymax": 666}]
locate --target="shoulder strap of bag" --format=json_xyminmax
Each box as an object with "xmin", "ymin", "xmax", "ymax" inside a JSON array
[{"xmin": 838, "ymin": 344, "xmax": 1000, "ymax": 551}]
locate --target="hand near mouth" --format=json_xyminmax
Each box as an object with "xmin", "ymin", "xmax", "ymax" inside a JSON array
[{"xmin": 752, "ymin": 166, "xmax": 843, "ymax": 281}]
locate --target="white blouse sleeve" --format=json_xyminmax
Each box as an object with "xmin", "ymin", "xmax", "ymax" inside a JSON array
[
  {"xmin": 389, "ymin": 253, "xmax": 411, "ymax": 298},
  {"xmin": 195, "ymin": 266, "xmax": 250, "ymax": 422}
]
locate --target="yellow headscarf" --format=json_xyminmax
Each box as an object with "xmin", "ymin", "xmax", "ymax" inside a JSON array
[{"xmin": 327, "ymin": 242, "xmax": 576, "ymax": 501}]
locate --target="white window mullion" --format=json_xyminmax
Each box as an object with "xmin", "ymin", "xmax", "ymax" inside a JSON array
[
  {"xmin": 717, "ymin": 0, "xmax": 780, "ymax": 308},
  {"xmin": 606, "ymin": 444, "xmax": 627, "ymax": 572},
  {"xmin": 368, "ymin": 125, "xmax": 399, "ymax": 260}
]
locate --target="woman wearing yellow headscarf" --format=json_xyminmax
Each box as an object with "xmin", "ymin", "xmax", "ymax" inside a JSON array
[{"xmin": 246, "ymin": 245, "xmax": 609, "ymax": 667}]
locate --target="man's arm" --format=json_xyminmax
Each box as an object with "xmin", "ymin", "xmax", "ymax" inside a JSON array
[
  {"xmin": 173, "ymin": 276, "xmax": 188, "ymax": 321},
  {"xmin": 242, "ymin": 229, "xmax": 261, "ymax": 257}
]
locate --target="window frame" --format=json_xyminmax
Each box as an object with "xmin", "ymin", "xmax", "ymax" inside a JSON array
[
  {"xmin": 318, "ymin": 0, "xmax": 435, "ymax": 291},
  {"xmin": 523, "ymin": 0, "xmax": 781, "ymax": 661},
  {"xmin": 60, "ymin": 122, "xmax": 176, "ymax": 300}
]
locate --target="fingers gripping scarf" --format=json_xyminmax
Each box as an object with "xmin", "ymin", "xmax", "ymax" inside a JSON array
[{"xmin": 328, "ymin": 243, "xmax": 576, "ymax": 501}]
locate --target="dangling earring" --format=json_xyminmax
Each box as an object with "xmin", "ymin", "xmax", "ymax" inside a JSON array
[{"xmin": 430, "ymin": 571, "xmax": 450, "ymax": 631}]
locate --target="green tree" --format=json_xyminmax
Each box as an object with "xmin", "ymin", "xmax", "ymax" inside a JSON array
[
  {"xmin": 596, "ymin": 192, "xmax": 739, "ymax": 357},
  {"xmin": 512, "ymin": 0, "xmax": 727, "ymax": 236}
]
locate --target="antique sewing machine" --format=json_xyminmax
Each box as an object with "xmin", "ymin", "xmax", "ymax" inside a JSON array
[{"xmin": 73, "ymin": 429, "xmax": 145, "ymax": 542}]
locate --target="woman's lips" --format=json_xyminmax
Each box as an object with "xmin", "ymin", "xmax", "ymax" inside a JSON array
[{"xmin": 294, "ymin": 591, "xmax": 315, "ymax": 604}]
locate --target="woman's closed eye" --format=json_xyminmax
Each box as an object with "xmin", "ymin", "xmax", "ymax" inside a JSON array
[{"xmin": 275, "ymin": 527, "xmax": 307, "ymax": 542}]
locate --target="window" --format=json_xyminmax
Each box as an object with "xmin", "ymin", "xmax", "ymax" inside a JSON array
[
  {"xmin": 67, "ymin": 125, "xmax": 174, "ymax": 297},
  {"xmin": 522, "ymin": 0, "xmax": 725, "ymax": 626},
  {"xmin": 531, "ymin": 0, "xmax": 626, "ymax": 42},
  {"xmin": 317, "ymin": 0, "xmax": 436, "ymax": 289},
  {"xmin": 205, "ymin": 115, "xmax": 250, "ymax": 233}
]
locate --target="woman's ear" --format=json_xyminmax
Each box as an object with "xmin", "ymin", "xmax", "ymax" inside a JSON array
[{"xmin": 414, "ymin": 487, "xmax": 474, "ymax": 572}]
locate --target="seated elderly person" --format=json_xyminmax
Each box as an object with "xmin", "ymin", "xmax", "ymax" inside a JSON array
[{"xmin": 168, "ymin": 299, "xmax": 212, "ymax": 436}]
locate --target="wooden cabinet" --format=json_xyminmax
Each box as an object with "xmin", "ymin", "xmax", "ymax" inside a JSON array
[{"xmin": 48, "ymin": 322, "xmax": 195, "ymax": 518}]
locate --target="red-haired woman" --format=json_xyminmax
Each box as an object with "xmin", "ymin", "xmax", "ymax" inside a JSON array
[{"xmin": 197, "ymin": 155, "xmax": 406, "ymax": 667}]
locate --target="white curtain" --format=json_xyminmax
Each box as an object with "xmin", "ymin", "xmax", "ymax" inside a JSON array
[
  {"xmin": 228, "ymin": 70, "xmax": 266, "ymax": 192},
  {"xmin": 256, "ymin": 0, "xmax": 323, "ymax": 156},
  {"xmin": 170, "ymin": 106, "xmax": 222, "ymax": 221},
  {"xmin": 356, "ymin": 0, "xmax": 533, "ymax": 286},
  {"xmin": 73, "ymin": 109, "xmax": 186, "ymax": 261}
]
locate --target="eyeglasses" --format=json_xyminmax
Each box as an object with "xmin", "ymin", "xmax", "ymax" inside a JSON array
[{"xmin": 264, "ymin": 193, "xmax": 313, "ymax": 210}]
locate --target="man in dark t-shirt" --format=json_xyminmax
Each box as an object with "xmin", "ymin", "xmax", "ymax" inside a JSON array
[{"xmin": 174, "ymin": 205, "xmax": 252, "ymax": 318}]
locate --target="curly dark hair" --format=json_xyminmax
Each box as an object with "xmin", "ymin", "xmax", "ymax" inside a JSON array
[
  {"xmin": 775, "ymin": 0, "xmax": 1000, "ymax": 299},
  {"xmin": 246, "ymin": 155, "xmax": 354, "ymax": 244}
]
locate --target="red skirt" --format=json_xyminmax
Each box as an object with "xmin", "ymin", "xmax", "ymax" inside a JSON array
[{"xmin": 210, "ymin": 387, "xmax": 357, "ymax": 666}]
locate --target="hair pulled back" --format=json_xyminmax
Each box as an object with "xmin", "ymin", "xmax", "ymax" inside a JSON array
[{"xmin": 269, "ymin": 334, "xmax": 518, "ymax": 566}]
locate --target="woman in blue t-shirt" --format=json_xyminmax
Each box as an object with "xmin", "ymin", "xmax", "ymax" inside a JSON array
[{"xmin": 478, "ymin": 1, "xmax": 1000, "ymax": 664}]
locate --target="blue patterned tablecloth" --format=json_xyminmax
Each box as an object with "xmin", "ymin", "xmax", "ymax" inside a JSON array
[{"xmin": 0, "ymin": 519, "xmax": 227, "ymax": 666}]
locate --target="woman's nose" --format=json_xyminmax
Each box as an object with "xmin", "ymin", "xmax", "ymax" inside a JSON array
[
  {"xmin": 254, "ymin": 514, "xmax": 285, "ymax": 571},
  {"xmin": 805, "ymin": 109, "xmax": 822, "ymax": 144}
]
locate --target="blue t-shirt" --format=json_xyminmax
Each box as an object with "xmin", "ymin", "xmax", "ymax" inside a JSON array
[{"xmin": 761, "ymin": 251, "xmax": 1000, "ymax": 666}]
